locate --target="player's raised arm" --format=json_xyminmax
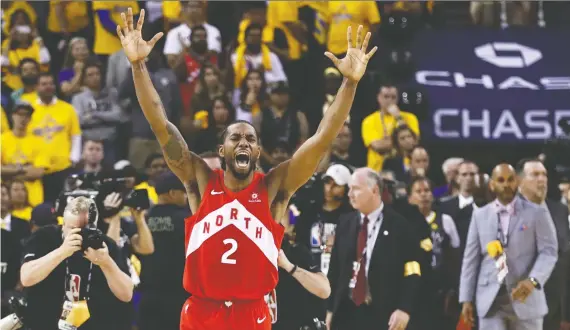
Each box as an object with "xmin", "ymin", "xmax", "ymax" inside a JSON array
[
  {"xmin": 279, "ymin": 26, "xmax": 377, "ymax": 193},
  {"xmin": 117, "ymin": 8, "xmax": 211, "ymax": 190}
]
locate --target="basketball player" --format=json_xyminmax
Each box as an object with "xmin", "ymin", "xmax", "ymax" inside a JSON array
[{"xmin": 117, "ymin": 8, "xmax": 377, "ymax": 330}]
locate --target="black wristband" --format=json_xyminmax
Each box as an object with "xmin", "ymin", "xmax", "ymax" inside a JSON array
[
  {"xmin": 529, "ymin": 277, "xmax": 541, "ymax": 290},
  {"xmin": 289, "ymin": 265, "xmax": 298, "ymax": 275}
]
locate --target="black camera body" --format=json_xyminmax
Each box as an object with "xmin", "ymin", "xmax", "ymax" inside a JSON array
[{"xmin": 80, "ymin": 226, "xmax": 104, "ymax": 251}]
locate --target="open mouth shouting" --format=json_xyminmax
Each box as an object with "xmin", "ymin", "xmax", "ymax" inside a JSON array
[{"xmin": 235, "ymin": 151, "xmax": 251, "ymax": 170}]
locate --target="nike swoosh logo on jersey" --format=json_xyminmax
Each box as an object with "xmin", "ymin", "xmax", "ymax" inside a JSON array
[
  {"xmin": 257, "ymin": 316, "xmax": 266, "ymax": 324},
  {"xmin": 211, "ymin": 191, "xmax": 224, "ymax": 195}
]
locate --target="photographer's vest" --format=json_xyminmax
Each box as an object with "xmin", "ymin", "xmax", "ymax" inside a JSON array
[{"xmin": 427, "ymin": 211, "xmax": 449, "ymax": 271}]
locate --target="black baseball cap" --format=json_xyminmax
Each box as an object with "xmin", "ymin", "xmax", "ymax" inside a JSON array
[
  {"xmin": 154, "ymin": 171, "xmax": 185, "ymax": 195},
  {"xmin": 31, "ymin": 203, "xmax": 58, "ymax": 227}
]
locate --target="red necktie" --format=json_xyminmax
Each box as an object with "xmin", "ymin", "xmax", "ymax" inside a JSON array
[{"xmin": 352, "ymin": 216, "xmax": 369, "ymax": 306}]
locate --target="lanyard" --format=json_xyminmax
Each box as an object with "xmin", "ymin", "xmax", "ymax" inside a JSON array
[
  {"xmin": 64, "ymin": 258, "xmax": 94, "ymax": 302},
  {"xmin": 358, "ymin": 213, "xmax": 383, "ymax": 261},
  {"xmin": 496, "ymin": 213, "xmax": 509, "ymax": 247}
]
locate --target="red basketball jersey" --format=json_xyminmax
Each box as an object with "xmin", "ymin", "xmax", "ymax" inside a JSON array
[{"xmin": 183, "ymin": 169, "xmax": 285, "ymax": 300}]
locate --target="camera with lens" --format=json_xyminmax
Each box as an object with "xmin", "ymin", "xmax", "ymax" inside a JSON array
[
  {"xmin": 56, "ymin": 169, "xmax": 150, "ymax": 220},
  {"xmin": 0, "ymin": 295, "xmax": 27, "ymax": 330},
  {"xmin": 80, "ymin": 226, "xmax": 104, "ymax": 251}
]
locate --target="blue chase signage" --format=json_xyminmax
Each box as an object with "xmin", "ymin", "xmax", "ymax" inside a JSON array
[{"xmin": 412, "ymin": 29, "xmax": 570, "ymax": 142}]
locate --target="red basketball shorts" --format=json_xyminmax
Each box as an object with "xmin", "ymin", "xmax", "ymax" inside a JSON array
[{"xmin": 180, "ymin": 296, "xmax": 271, "ymax": 330}]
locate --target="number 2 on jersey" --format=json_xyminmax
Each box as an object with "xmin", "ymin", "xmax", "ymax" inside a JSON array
[{"xmin": 221, "ymin": 238, "xmax": 238, "ymax": 264}]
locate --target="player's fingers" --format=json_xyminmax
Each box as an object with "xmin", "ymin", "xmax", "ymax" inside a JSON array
[
  {"xmin": 366, "ymin": 46, "xmax": 378, "ymax": 61},
  {"xmin": 355, "ymin": 25, "xmax": 363, "ymax": 49},
  {"xmin": 137, "ymin": 9, "xmax": 145, "ymax": 31},
  {"xmin": 346, "ymin": 25, "xmax": 353, "ymax": 49},
  {"xmin": 120, "ymin": 13, "xmax": 129, "ymax": 35},
  {"xmin": 127, "ymin": 8, "xmax": 134, "ymax": 31},
  {"xmin": 148, "ymin": 32, "xmax": 164, "ymax": 47},
  {"xmin": 361, "ymin": 31, "xmax": 371, "ymax": 52},
  {"xmin": 116, "ymin": 25, "xmax": 125, "ymax": 40},
  {"xmin": 324, "ymin": 52, "xmax": 340, "ymax": 67}
]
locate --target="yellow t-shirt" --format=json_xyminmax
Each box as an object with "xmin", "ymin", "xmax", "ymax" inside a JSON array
[
  {"xmin": 47, "ymin": 0, "xmax": 89, "ymax": 33},
  {"xmin": 18, "ymin": 91, "xmax": 37, "ymax": 105},
  {"xmin": 267, "ymin": 1, "xmax": 305, "ymax": 60},
  {"xmin": 1, "ymin": 131, "xmax": 50, "ymax": 206},
  {"xmin": 1, "ymin": 107, "xmax": 9, "ymax": 133},
  {"xmin": 92, "ymin": 1, "xmax": 139, "ymax": 55},
  {"xmin": 134, "ymin": 181, "xmax": 158, "ymax": 205},
  {"xmin": 326, "ymin": 2, "xmax": 380, "ymax": 55},
  {"xmin": 2, "ymin": 40, "xmax": 45, "ymax": 91},
  {"xmin": 163, "ymin": 1, "xmax": 181, "ymax": 21},
  {"xmin": 2, "ymin": 2, "xmax": 37, "ymax": 35},
  {"xmin": 361, "ymin": 110, "xmax": 419, "ymax": 171},
  {"xmin": 12, "ymin": 207, "xmax": 33, "ymax": 221},
  {"xmin": 27, "ymin": 98, "xmax": 81, "ymax": 173}
]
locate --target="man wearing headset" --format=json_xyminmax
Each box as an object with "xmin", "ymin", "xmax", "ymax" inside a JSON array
[{"xmin": 20, "ymin": 196, "xmax": 133, "ymax": 330}]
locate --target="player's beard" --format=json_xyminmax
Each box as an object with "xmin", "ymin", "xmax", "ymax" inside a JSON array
[{"xmin": 227, "ymin": 158, "xmax": 255, "ymax": 180}]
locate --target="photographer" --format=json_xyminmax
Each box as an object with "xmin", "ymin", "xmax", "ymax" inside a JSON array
[{"xmin": 20, "ymin": 196, "xmax": 133, "ymax": 330}]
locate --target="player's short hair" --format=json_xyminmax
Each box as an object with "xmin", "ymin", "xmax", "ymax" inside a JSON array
[
  {"xmin": 515, "ymin": 158, "xmax": 542, "ymax": 176},
  {"xmin": 219, "ymin": 120, "xmax": 259, "ymax": 144}
]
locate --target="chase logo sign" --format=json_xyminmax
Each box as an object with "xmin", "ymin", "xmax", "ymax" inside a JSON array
[
  {"xmin": 474, "ymin": 42, "xmax": 542, "ymax": 68},
  {"xmin": 412, "ymin": 29, "xmax": 570, "ymax": 142}
]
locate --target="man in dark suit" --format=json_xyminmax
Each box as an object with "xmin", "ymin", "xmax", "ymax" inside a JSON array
[
  {"xmin": 439, "ymin": 161, "xmax": 479, "ymax": 220},
  {"xmin": 326, "ymin": 168, "xmax": 422, "ymax": 330},
  {"xmin": 517, "ymin": 158, "xmax": 570, "ymax": 330}
]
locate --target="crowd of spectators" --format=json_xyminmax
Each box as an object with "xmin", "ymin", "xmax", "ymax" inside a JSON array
[{"xmin": 1, "ymin": 1, "xmax": 570, "ymax": 330}]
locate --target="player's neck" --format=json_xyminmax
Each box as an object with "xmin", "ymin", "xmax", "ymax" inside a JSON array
[{"xmin": 223, "ymin": 171, "xmax": 254, "ymax": 192}]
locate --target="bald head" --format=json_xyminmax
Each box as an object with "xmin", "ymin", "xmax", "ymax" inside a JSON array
[{"xmin": 490, "ymin": 163, "xmax": 518, "ymax": 204}]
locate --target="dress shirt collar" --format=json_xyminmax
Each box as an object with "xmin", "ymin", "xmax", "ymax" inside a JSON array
[
  {"xmin": 360, "ymin": 203, "xmax": 384, "ymax": 224},
  {"xmin": 458, "ymin": 194, "xmax": 474, "ymax": 209},
  {"xmin": 494, "ymin": 197, "xmax": 517, "ymax": 215}
]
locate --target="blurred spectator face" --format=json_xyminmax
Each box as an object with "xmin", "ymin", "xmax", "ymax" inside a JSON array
[
  {"xmin": 203, "ymin": 67, "xmax": 220, "ymax": 89},
  {"xmin": 377, "ymin": 86, "xmax": 398, "ymax": 111},
  {"xmin": 11, "ymin": 107, "xmax": 32, "ymax": 131},
  {"xmin": 84, "ymin": 65, "xmax": 102, "ymax": 90},
  {"xmin": 20, "ymin": 60, "xmax": 39, "ymax": 86},
  {"xmin": 348, "ymin": 170, "xmax": 379, "ymax": 213},
  {"xmin": 64, "ymin": 210, "xmax": 89, "ymax": 230},
  {"xmin": 442, "ymin": 158, "xmax": 463, "ymax": 184},
  {"xmin": 323, "ymin": 177, "xmax": 346, "ymax": 203},
  {"xmin": 560, "ymin": 183, "xmax": 570, "ymax": 202},
  {"xmin": 324, "ymin": 73, "xmax": 342, "ymax": 95},
  {"xmin": 212, "ymin": 99, "xmax": 230, "ymax": 126},
  {"xmin": 246, "ymin": 71, "xmax": 263, "ymax": 93},
  {"xmin": 37, "ymin": 75, "xmax": 56, "ymax": 99},
  {"xmin": 333, "ymin": 124, "xmax": 352, "ymax": 153},
  {"xmin": 203, "ymin": 156, "xmax": 222, "ymax": 170},
  {"xmin": 490, "ymin": 164, "xmax": 518, "ymax": 202},
  {"xmin": 519, "ymin": 161, "xmax": 548, "ymax": 202},
  {"xmin": 457, "ymin": 162, "xmax": 479, "ymax": 193},
  {"xmin": 9, "ymin": 182, "xmax": 27, "ymax": 208},
  {"xmin": 83, "ymin": 140, "xmax": 104, "ymax": 166},
  {"xmin": 396, "ymin": 128, "xmax": 416, "ymax": 153},
  {"xmin": 1, "ymin": 185, "xmax": 10, "ymax": 214},
  {"xmin": 270, "ymin": 146, "xmax": 291, "ymax": 164},
  {"xmin": 408, "ymin": 179, "xmax": 434, "ymax": 210},
  {"xmin": 245, "ymin": 27, "xmax": 262, "ymax": 53},
  {"xmin": 170, "ymin": 190, "xmax": 187, "ymax": 206},
  {"xmin": 71, "ymin": 39, "xmax": 89, "ymax": 62},
  {"xmin": 270, "ymin": 91, "xmax": 289, "ymax": 109},
  {"xmin": 190, "ymin": 28, "xmax": 208, "ymax": 54},
  {"xmin": 182, "ymin": 1, "xmax": 205, "ymax": 22},
  {"xmin": 148, "ymin": 158, "xmax": 167, "ymax": 181},
  {"xmin": 410, "ymin": 147, "xmax": 429, "ymax": 176}
]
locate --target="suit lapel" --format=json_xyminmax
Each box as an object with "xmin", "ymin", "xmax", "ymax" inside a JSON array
[
  {"xmin": 507, "ymin": 198, "xmax": 524, "ymax": 237},
  {"xmin": 346, "ymin": 212, "xmax": 360, "ymax": 262},
  {"xmin": 486, "ymin": 205, "xmax": 499, "ymax": 238},
  {"xmin": 370, "ymin": 209, "xmax": 389, "ymax": 264}
]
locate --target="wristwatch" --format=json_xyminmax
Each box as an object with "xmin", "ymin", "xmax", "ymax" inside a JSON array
[{"xmin": 528, "ymin": 277, "xmax": 541, "ymax": 290}]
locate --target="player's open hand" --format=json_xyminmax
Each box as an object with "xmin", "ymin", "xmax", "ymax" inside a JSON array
[
  {"xmin": 324, "ymin": 25, "xmax": 377, "ymax": 83},
  {"xmin": 116, "ymin": 8, "xmax": 163, "ymax": 64}
]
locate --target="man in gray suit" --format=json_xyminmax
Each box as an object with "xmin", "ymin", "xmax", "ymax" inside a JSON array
[{"xmin": 459, "ymin": 164, "xmax": 558, "ymax": 330}]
